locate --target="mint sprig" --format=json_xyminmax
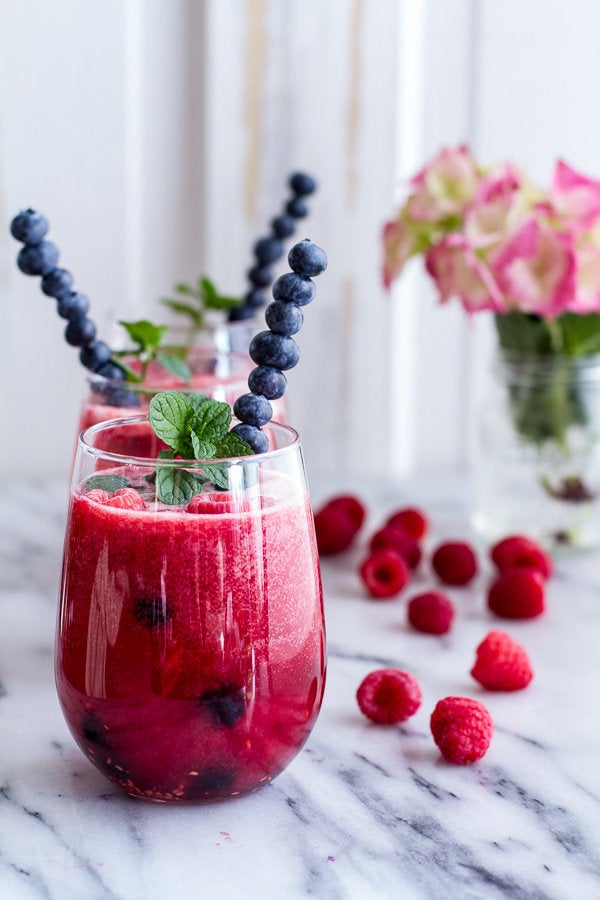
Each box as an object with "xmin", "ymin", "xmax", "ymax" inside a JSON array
[
  {"xmin": 161, "ymin": 276, "xmax": 242, "ymax": 330},
  {"xmin": 148, "ymin": 391, "xmax": 254, "ymax": 503},
  {"xmin": 113, "ymin": 319, "xmax": 192, "ymax": 383}
]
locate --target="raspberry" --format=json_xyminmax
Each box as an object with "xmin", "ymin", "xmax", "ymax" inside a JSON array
[
  {"xmin": 356, "ymin": 669, "xmax": 422, "ymax": 723},
  {"xmin": 359, "ymin": 548, "xmax": 410, "ymax": 599},
  {"xmin": 386, "ymin": 507, "xmax": 428, "ymax": 541},
  {"xmin": 487, "ymin": 569, "xmax": 545, "ymax": 619},
  {"xmin": 470, "ymin": 630, "xmax": 533, "ymax": 691},
  {"xmin": 324, "ymin": 495, "xmax": 366, "ymax": 531},
  {"xmin": 369, "ymin": 527, "xmax": 422, "ymax": 570},
  {"xmin": 104, "ymin": 488, "xmax": 146, "ymax": 511},
  {"xmin": 85, "ymin": 489, "xmax": 110, "ymax": 505},
  {"xmin": 314, "ymin": 506, "xmax": 357, "ymax": 555},
  {"xmin": 187, "ymin": 493, "xmax": 251, "ymax": 515},
  {"xmin": 490, "ymin": 535, "xmax": 553, "ymax": 580},
  {"xmin": 407, "ymin": 591, "xmax": 455, "ymax": 635},
  {"xmin": 430, "ymin": 696, "xmax": 493, "ymax": 765},
  {"xmin": 432, "ymin": 541, "xmax": 477, "ymax": 586}
]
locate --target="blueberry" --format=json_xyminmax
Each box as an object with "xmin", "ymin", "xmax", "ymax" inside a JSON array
[
  {"xmin": 65, "ymin": 317, "xmax": 96, "ymax": 347},
  {"xmin": 254, "ymin": 236, "xmax": 284, "ymax": 265},
  {"xmin": 102, "ymin": 385, "xmax": 142, "ymax": 408},
  {"xmin": 10, "ymin": 209, "xmax": 49, "ymax": 244},
  {"xmin": 249, "ymin": 331, "xmax": 300, "ymax": 370},
  {"xmin": 186, "ymin": 767, "xmax": 236, "ymax": 799},
  {"xmin": 57, "ymin": 291, "xmax": 90, "ymax": 320},
  {"xmin": 288, "ymin": 239, "xmax": 327, "ymax": 277},
  {"xmin": 286, "ymin": 197, "xmax": 308, "ymax": 218},
  {"xmin": 233, "ymin": 392, "xmax": 273, "ymax": 427},
  {"xmin": 80, "ymin": 340, "xmax": 112, "ymax": 372},
  {"xmin": 244, "ymin": 288, "xmax": 267, "ymax": 309},
  {"xmin": 81, "ymin": 713, "xmax": 110, "ymax": 747},
  {"xmin": 228, "ymin": 304, "xmax": 256, "ymax": 322},
  {"xmin": 248, "ymin": 365, "xmax": 287, "ymax": 400},
  {"xmin": 272, "ymin": 272, "xmax": 316, "ymax": 306},
  {"xmin": 17, "ymin": 240, "xmax": 59, "ymax": 276},
  {"xmin": 247, "ymin": 264, "xmax": 273, "ymax": 288},
  {"xmin": 271, "ymin": 214, "xmax": 296, "ymax": 238},
  {"xmin": 199, "ymin": 684, "xmax": 246, "ymax": 726},
  {"xmin": 231, "ymin": 423, "xmax": 269, "ymax": 454},
  {"xmin": 41, "ymin": 267, "xmax": 73, "ymax": 298},
  {"xmin": 265, "ymin": 300, "xmax": 303, "ymax": 336},
  {"xmin": 95, "ymin": 361, "xmax": 126, "ymax": 382},
  {"xmin": 133, "ymin": 595, "xmax": 172, "ymax": 628},
  {"xmin": 289, "ymin": 172, "xmax": 317, "ymax": 196}
]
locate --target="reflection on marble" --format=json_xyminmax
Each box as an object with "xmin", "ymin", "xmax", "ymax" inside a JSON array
[{"xmin": 1, "ymin": 476, "xmax": 600, "ymax": 899}]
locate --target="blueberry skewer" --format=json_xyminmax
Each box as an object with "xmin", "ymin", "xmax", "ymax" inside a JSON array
[
  {"xmin": 232, "ymin": 238, "xmax": 327, "ymax": 453},
  {"xmin": 10, "ymin": 209, "xmax": 138, "ymax": 406},
  {"xmin": 228, "ymin": 172, "xmax": 318, "ymax": 323}
]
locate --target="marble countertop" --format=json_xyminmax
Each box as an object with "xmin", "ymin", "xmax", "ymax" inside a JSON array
[{"xmin": 1, "ymin": 475, "xmax": 600, "ymax": 900}]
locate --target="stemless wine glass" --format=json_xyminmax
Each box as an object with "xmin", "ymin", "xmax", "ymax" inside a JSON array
[{"xmin": 56, "ymin": 416, "xmax": 325, "ymax": 803}]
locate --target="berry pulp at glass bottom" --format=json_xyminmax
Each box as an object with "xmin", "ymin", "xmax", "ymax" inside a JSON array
[{"xmin": 56, "ymin": 476, "xmax": 325, "ymax": 802}]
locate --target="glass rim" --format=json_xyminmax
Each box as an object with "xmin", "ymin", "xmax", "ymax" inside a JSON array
[
  {"xmin": 78, "ymin": 415, "xmax": 301, "ymax": 467},
  {"xmin": 86, "ymin": 347, "xmax": 253, "ymax": 391}
]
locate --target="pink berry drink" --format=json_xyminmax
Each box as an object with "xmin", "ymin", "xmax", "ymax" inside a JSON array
[{"xmin": 56, "ymin": 417, "xmax": 325, "ymax": 803}]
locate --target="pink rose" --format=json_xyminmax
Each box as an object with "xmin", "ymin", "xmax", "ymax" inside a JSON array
[
  {"xmin": 569, "ymin": 222, "xmax": 600, "ymax": 313},
  {"xmin": 407, "ymin": 145, "xmax": 480, "ymax": 222},
  {"xmin": 381, "ymin": 218, "xmax": 416, "ymax": 289},
  {"xmin": 491, "ymin": 215, "xmax": 576, "ymax": 316},
  {"xmin": 465, "ymin": 164, "xmax": 526, "ymax": 249},
  {"xmin": 425, "ymin": 234, "xmax": 505, "ymax": 313},
  {"xmin": 550, "ymin": 159, "xmax": 600, "ymax": 229}
]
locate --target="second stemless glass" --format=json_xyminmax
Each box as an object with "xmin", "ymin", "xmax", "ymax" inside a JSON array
[
  {"xmin": 79, "ymin": 347, "xmax": 288, "ymax": 446},
  {"xmin": 56, "ymin": 416, "xmax": 325, "ymax": 803}
]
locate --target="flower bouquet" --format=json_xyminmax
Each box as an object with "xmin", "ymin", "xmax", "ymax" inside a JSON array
[{"xmin": 382, "ymin": 146, "xmax": 600, "ymax": 545}]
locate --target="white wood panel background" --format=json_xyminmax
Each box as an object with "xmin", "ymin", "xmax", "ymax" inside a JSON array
[{"xmin": 2, "ymin": 0, "xmax": 600, "ymax": 479}]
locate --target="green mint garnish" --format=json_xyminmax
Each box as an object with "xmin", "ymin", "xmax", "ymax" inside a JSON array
[
  {"xmin": 84, "ymin": 474, "xmax": 129, "ymax": 493},
  {"xmin": 161, "ymin": 276, "xmax": 242, "ymax": 329},
  {"xmin": 148, "ymin": 391, "xmax": 254, "ymax": 504},
  {"xmin": 113, "ymin": 319, "xmax": 192, "ymax": 383}
]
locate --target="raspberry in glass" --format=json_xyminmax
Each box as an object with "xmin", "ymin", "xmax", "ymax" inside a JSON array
[
  {"xmin": 490, "ymin": 535, "xmax": 553, "ymax": 580},
  {"xmin": 407, "ymin": 591, "xmax": 455, "ymax": 635},
  {"xmin": 432, "ymin": 541, "xmax": 477, "ymax": 586},
  {"xmin": 430, "ymin": 696, "xmax": 493, "ymax": 765},
  {"xmin": 470, "ymin": 630, "xmax": 533, "ymax": 691},
  {"xmin": 356, "ymin": 669, "xmax": 422, "ymax": 724},
  {"xmin": 359, "ymin": 548, "xmax": 410, "ymax": 599},
  {"xmin": 487, "ymin": 569, "xmax": 545, "ymax": 619}
]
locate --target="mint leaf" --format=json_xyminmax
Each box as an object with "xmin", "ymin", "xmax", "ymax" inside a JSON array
[
  {"xmin": 214, "ymin": 433, "xmax": 254, "ymax": 458},
  {"xmin": 119, "ymin": 319, "xmax": 169, "ymax": 355},
  {"xmin": 161, "ymin": 298, "xmax": 203, "ymax": 326},
  {"xmin": 189, "ymin": 399, "xmax": 232, "ymax": 444},
  {"xmin": 201, "ymin": 463, "xmax": 230, "ymax": 490},
  {"xmin": 173, "ymin": 282, "xmax": 198, "ymax": 297},
  {"xmin": 156, "ymin": 467, "xmax": 202, "ymax": 504},
  {"xmin": 191, "ymin": 433, "xmax": 216, "ymax": 459},
  {"xmin": 148, "ymin": 391, "xmax": 191, "ymax": 449},
  {"xmin": 188, "ymin": 394, "xmax": 211, "ymax": 413},
  {"xmin": 156, "ymin": 351, "xmax": 192, "ymax": 382},
  {"xmin": 84, "ymin": 474, "xmax": 129, "ymax": 493}
]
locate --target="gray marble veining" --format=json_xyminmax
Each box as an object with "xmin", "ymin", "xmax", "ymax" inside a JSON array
[{"xmin": 1, "ymin": 477, "xmax": 599, "ymax": 899}]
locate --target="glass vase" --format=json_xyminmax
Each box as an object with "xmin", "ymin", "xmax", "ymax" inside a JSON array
[
  {"xmin": 472, "ymin": 351, "xmax": 600, "ymax": 549},
  {"xmin": 56, "ymin": 416, "xmax": 325, "ymax": 803}
]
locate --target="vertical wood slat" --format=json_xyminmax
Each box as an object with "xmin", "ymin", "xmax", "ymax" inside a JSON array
[{"xmin": 202, "ymin": 0, "xmax": 402, "ymax": 478}]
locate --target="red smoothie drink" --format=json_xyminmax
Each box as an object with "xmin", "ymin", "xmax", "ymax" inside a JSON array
[{"xmin": 56, "ymin": 419, "xmax": 325, "ymax": 803}]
